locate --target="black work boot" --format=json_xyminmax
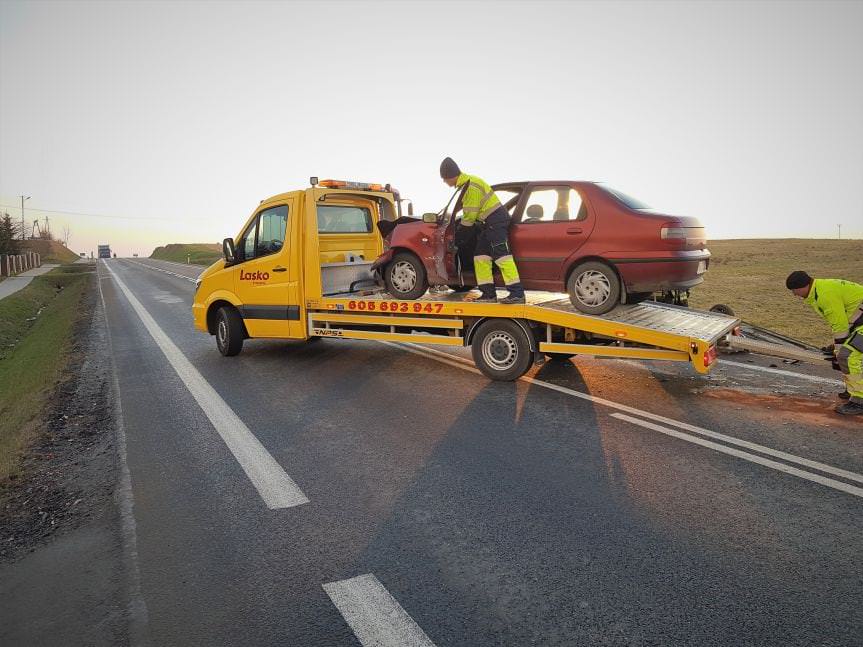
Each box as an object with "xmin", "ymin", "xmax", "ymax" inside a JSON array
[
  {"xmin": 500, "ymin": 283, "xmax": 526, "ymax": 305},
  {"xmin": 469, "ymin": 287, "xmax": 498, "ymax": 303},
  {"xmin": 835, "ymin": 401, "xmax": 863, "ymax": 416},
  {"xmin": 839, "ymin": 390, "xmax": 851, "ymax": 400}
]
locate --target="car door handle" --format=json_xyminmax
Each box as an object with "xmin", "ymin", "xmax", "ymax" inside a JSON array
[
  {"xmin": 272, "ymin": 266, "xmax": 287, "ymax": 272},
  {"xmin": 566, "ymin": 227, "xmax": 583, "ymax": 234}
]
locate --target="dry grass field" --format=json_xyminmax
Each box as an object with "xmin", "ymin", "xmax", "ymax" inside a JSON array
[{"xmin": 689, "ymin": 239, "xmax": 863, "ymax": 347}]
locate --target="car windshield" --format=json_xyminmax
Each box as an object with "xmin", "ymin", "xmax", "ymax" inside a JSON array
[{"xmin": 598, "ymin": 184, "xmax": 652, "ymax": 210}]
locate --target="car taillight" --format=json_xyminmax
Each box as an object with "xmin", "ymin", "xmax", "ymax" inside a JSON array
[
  {"xmin": 703, "ymin": 346, "xmax": 718, "ymax": 367},
  {"xmin": 661, "ymin": 226, "xmax": 688, "ymax": 240}
]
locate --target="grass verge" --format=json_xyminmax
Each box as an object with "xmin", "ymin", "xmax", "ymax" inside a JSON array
[
  {"xmin": 0, "ymin": 265, "xmax": 93, "ymax": 481},
  {"xmin": 151, "ymin": 242, "xmax": 221, "ymax": 266},
  {"xmin": 690, "ymin": 239, "xmax": 863, "ymax": 347}
]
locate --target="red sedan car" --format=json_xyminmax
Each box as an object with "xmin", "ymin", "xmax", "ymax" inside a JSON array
[{"xmin": 372, "ymin": 181, "xmax": 710, "ymax": 315}]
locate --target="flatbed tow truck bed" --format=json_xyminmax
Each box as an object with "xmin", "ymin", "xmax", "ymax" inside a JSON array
[{"xmin": 306, "ymin": 289, "xmax": 740, "ymax": 377}]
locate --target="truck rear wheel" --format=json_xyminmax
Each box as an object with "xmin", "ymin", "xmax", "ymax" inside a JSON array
[
  {"xmin": 216, "ymin": 306, "xmax": 244, "ymax": 356},
  {"xmin": 471, "ymin": 319, "xmax": 533, "ymax": 381},
  {"xmin": 385, "ymin": 252, "xmax": 429, "ymax": 300}
]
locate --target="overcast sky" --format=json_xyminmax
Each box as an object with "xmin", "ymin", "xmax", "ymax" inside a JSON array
[{"xmin": 1, "ymin": 0, "xmax": 861, "ymax": 256}]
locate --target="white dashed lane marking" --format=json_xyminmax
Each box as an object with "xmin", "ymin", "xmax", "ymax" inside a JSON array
[{"xmin": 324, "ymin": 574, "xmax": 437, "ymax": 647}]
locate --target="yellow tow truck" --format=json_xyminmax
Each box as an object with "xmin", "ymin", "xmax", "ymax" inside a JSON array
[{"xmin": 193, "ymin": 179, "xmax": 740, "ymax": 381}]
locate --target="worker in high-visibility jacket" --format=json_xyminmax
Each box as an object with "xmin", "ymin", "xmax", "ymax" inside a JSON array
[
  {"xmin": 439, "ymin": 157, "xmax": 525, "ymax": 304},
  {"xmin": 786, "ymin": 271, "xmax": 863, "ymax": 416}
]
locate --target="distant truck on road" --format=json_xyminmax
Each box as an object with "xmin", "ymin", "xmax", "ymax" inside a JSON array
[{"xmin": 98, "ymin": 244, "xmax": 111, "ymax": 259}]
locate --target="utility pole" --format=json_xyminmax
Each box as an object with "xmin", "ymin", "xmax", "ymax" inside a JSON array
[
  {"xmin": 837, "ymin": 224, "xmax": 841, "ymax": 240},
  {"xmin": 19, "ymin": 195, "xmax": 30, "ymax": 240}
]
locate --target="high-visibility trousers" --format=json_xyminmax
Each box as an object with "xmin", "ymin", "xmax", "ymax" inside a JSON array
[
  {"xmin": 837, "ymin": 325, "xmax": 863, "ymax": 405},
  {"xmin": 473, "ymin": 207, "xmax": 523, "ymax": 296}
]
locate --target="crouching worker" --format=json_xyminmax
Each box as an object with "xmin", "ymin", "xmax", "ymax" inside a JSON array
[
  {"xmin": 440, "ymin": 157, "xmax": 525, "ymax": 304},
  {"xmin": 786, "ymin": 271, "xmax": 863, "ymax": 416}
]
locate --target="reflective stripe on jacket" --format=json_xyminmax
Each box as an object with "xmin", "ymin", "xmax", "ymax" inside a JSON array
[
  {"xmin": 456, "ymin": 173, "xmax": 502, "ymax": 226},
  {"xmin": 804, "ymin": 278, "xmax": 863, "ymax": 342}
]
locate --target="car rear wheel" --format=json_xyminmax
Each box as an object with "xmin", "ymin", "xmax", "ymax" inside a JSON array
[
  {"xmin": 385, "ymin": 252, "xmax": 428, "ymax": 300},
  {"xmin": 471, "ymin": 319, "xmax": 534, "ymax": 381},
  {"xmin": 567, "ymin": 261, "xmax": 621, "ymax": 315},
  {"xmin": 216, "ymin": 306, "xmax": 244, "ymax": 356}
]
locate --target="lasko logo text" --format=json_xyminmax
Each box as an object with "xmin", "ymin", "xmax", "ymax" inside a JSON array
[{"xmin": 240, "ymin": 270, "xmax": 270, "ymax": 281}]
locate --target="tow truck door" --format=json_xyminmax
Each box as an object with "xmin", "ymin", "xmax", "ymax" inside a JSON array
[{"xmin": 232, "ymin": 198, "xmax": 302, "ymax": 338}]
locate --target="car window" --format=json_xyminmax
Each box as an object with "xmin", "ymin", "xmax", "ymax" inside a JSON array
[
  {"xmin": 256, "ymin": 205, "xmax": 288, "ymax": 257},
  {"xmin": 495, "ymin": 188, "xmax": 522, "ymax": 216},
  {"xmin": 317, "ymin": 205, "xmax": 372, "ymax": 233},
  {"xmin": 521, "ymin": 187, "xmax": 586, "ymax": 223},
  {"xmin": 598, "ymin": 184, "xmax": 651, "ymax": 210},
  {"xmin": 239, "ymin": 204, "xmax": 288, "ymax": 261}
]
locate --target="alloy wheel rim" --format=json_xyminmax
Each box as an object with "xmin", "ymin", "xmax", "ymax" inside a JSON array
[
  {"xmin": 218, "ymin": 319, "xmax": 227, "ymax": 347},
  {"xmin": 391, "ymin": 261, "xmax": 417, "ymax": 292},
  {"xmin": 481, "ymin": 331, "xmax": 518, "ymax": 371},
  {"xmin": 575, "ymin": 270, "xmax": 611, "ymax": 306}
]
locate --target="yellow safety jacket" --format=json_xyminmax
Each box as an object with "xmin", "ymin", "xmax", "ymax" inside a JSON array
[
  {"xmin": 456, "ymin": 173, "xmax": 502, "ymax": 226},
  {"xmin": 804, "ymin": 278, "xmax": 863, "ymax": 342}
]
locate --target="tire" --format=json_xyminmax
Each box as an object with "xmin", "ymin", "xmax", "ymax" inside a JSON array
[
  {"xmin": 710, "ymin": 303, "xmax": 736, "ymax": 316},
  {"xmin": 471, "ymin": 319, "xmax": 534, "ymax": 381},
  {"xmin": 215, "ymin": 306, "xmax": 244, "ymax": 356},
  {"xmin": 567, "ymin": 261, "xmax": 621, "ymax": 315},
  {"xmin": 385, "ymin": 252, "xmax": 428, "ymax": 300},
  {"xmin": 447, "ymin": 284, "xmax": 473, "ymax": 293},
  {"xmin": 546, "ymin": 353, "xmax": 576, "ymax": 361}
]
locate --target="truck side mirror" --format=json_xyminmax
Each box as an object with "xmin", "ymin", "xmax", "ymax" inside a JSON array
[
  {"xmin": 223, "ymin": 237, "xmax": 236, "ymax": 264},
  {"xmin": 422, "ymin": 212, "xmax": 438, "ymax": 224}
]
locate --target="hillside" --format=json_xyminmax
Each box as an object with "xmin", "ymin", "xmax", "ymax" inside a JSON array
[
  {"xmin": 19, "ymin": 239, "xmax": 80, "ymax": 264},
  {"xmin": 690, "ymin": 239, "xmax": 863, "ymax": 346},
  {"xmin": 150, "ymin": 243, "xmax": 222, "ymax": 266}
]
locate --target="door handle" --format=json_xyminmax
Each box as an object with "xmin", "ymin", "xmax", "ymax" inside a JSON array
[
  {"xmin": 566, "ymin": 228, "xmax": 583, "ymax": 234},
  {"xmin": 272, "ymin": 266, "xmax": 287, "ymax": 272}
]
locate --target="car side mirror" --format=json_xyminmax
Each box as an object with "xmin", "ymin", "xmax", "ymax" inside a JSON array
[
  {"xmin": 422, "ymin": 212, "xmax": 439, "ymax": 224},
  {"xmin": 223, "ymin": 237, "xmax": 236, "ymax": 264}
]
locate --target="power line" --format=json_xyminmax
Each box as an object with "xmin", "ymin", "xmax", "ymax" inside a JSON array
[{"xmin": 0, "ymin": 203, "xmax": 205, "ymax": 221}]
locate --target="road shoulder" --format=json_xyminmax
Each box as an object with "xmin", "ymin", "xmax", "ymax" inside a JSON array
[{"xmin": 0, "ymin": 273, "xmax": 127, "ymax": 646}]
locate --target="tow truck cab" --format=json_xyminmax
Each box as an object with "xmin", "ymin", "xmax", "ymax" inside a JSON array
[{"xmin": 193, "ymin": 180, "xmax": 400, "ymax": 342}]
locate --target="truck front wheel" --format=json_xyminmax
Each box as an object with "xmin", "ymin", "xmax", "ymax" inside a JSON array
[
  {"xmin": 216, "ymin": 306, "xmax": 244, "ymax": 356},
  {"xmin": 385, "ymin": 252, "xmax": 429, "ymax": 300},
  {"xmin": 471, "ymin": 319, "xmax": 533, "ymax": 381}
]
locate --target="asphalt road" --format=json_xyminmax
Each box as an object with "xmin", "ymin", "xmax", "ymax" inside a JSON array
[{"xmin": 94, "ymin": 258, "xmax": 862, "ymax": 646}]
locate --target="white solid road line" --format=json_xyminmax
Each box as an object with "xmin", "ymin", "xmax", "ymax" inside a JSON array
[
  {"xmin": 718, "ymin": 358, "xmax": 845, "ymax": 387},
  {"xmin": 388, "ymin": 341, "xmax": 863, "ymax": 491},
  {"xmin": 611, "ymin": 413, "xmax": 863, "ymax": 499},
  {"xmin": 323, "ymin": 574, "xmax": 437, "ymax": 647},
  {"xmin": 103, "ymin": 262, "xmax": 309, "ymax": 509},
  {"xmin": 122, "ymin": 258, "xmax": 198, "ymax": 283}
]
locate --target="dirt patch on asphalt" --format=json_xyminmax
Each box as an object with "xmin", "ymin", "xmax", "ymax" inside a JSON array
[
  {"xmin": 701, "ymin": 388, "xmax": 859, "ymax": 430},
  {"xmin": 0, "ymin": 277, "xmax": 119, "ymax": 562}
]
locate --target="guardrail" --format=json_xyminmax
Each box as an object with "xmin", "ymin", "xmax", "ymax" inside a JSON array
[{"xmin": 0, "ymin": 252, "xmax": 42, "ymax": 277}]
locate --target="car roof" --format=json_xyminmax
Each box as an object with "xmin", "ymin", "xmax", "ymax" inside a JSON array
[{"xmin": 493, "ymin": 180, "xmax": 600, "ymax": 190}]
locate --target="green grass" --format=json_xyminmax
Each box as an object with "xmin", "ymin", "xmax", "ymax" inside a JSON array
[
  {"xmin": 0, "ymin": 265, "xmax": 92, "ymax": 481},
  {"xmin": 690, "ymin": 239, "xmax": 863, "ymax": 347},
  {"xmin": 151, "ymin": 243, "xmax": 222, "ymax": 266}
]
